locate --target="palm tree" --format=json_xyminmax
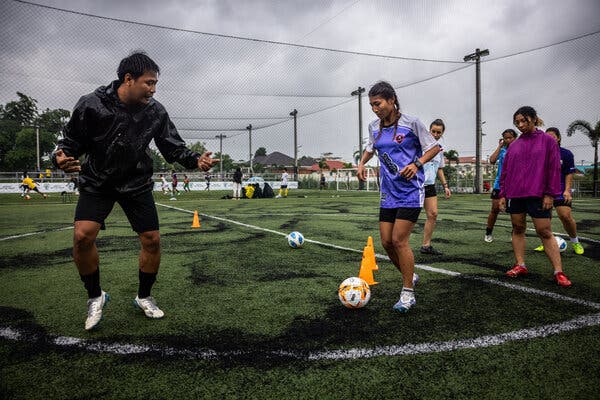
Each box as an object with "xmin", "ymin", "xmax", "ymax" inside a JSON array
[{"xmin": 567, "ymin": 119, "xmax": 600, "ymax": 197}]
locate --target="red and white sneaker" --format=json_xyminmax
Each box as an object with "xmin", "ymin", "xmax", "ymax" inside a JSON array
[
  {"xmin": 554, "ymin": 272, "xmax": 572, "ymax": 287},
  {"xmin": 506, "ymin": 264, "xmax": 528, "ymax": 278}
]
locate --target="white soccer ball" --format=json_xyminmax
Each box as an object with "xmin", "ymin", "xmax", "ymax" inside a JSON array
[
  {"xmin": 555, "ymin": 236, "xmax": 567, "ymax": 253},
  {"xmin": 338, "ymin": 277, "xmax": 371, "ymax": 309},
  {"xmin": 287, "ymin": 231, "xmax": 304, "ymax": 248}
]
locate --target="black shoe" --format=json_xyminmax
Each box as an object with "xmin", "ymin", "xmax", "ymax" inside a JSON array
[{"xmin": 420, "ymin": 245, "xmax": 443, "ymax": 255}]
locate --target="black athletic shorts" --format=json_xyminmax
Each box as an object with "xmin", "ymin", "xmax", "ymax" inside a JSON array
[
  {"xmin": 553, "ymin": 199, "xmax": 572, "ymax": 208},
  {"xmin": 424, "ymin": 184, "xmax": 437, "ymax": 198},
  {"xmin": 506, "ymin": 197, "xmax": 551, "ymax": 219},
  {"xmin": 490, "ymin": 188, "xmax": 501, "ymax": 200},
  {"xmin": 379, "ymin": 207, "xmax": 421, "ymax": 223},
  {"xmin": 75, "ymin": 190, "xmax": 159, "ymax": 233}
]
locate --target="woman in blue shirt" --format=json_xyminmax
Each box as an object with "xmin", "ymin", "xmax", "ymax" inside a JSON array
[{"xmin": 357, "ymin": 81, "xmax": 440, "ymax": 313}]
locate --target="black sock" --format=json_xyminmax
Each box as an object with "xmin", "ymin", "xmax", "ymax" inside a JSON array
[
  {"xmin": 486, "ymin": 227, "xmax": 493, "ymax": 235},
  {"xmin": 138, "ymin": 270, "xmax": 157, "ymax": 298},
  {"xmin": 80, "ymin": 269, "xmax": 101, "ymax": 299}
]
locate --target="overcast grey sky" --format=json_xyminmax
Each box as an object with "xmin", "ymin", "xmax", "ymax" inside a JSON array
[{"xmin": 1, "ymin": 0, "xmax": 599, "ymax": 165}]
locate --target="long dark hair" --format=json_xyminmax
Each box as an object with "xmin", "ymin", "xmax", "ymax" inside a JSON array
[
  {"xmin": 368, "ymin": 81, "xmax": 400, "ymax": 142},
  {"xmin": 513, "ymin": 106, "xmax": 544, "ymax": 127},
  {"xmin": 546, "ymin": 127, "xmax": 561, "ymax": 144}
]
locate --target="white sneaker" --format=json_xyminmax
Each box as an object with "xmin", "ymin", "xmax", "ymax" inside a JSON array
[
  {"xmin": 275, "ymin": 194, "xmax": 282, "ymax": 198},
  {"xmin": 133, "ymin": 296, "xmax": 165, "ymax": 319},
  {"xmin": 412, "ymin": 273, "xmax": 420, "ymax": 286},
  {"xmin": 85, "ymin": 291, "xmax": 110, "ymax": 331},
  {"xmin": 484, "ymin": 234, "xmax": 493, "ymax": 243},
  {"xmin": 393, "ymin": 289, "xmax": 416, "ymax": 313}
]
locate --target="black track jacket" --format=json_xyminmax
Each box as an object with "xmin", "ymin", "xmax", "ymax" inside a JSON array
[{"xmin": 54, "ymin": 81, "xmax": 200, "ymax": 195}]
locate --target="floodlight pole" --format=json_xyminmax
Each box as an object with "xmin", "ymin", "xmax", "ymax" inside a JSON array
[
  {"xmin": 215, "ymin": 134, "xmax": 227, "ymax": 177},
  {"xmin": 35, "ymin": 125, "xmax": 40, "ymax": 172},
  {"xmin": 290, "ymin": 109, "xmax": 298, "ymax": 180},
  {"xmin": 351, "ymin": 87, "xmax": 365, "ymax": 190},
  {"xmin": 464, "ymin": 48, "xmax": 489, "ymax": 194},
  {"xmin": 246, "ymin": 124, "xmax": 253, "ymax": 174}
]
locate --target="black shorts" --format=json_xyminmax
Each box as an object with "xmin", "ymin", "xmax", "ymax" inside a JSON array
[
  {"xmin": 75, "ymin": 190, "xmax": 159, "ymax": 233},
  {"xmin": 506, "ymin": 197, "xmax": 551, "ymax": 219},
  {"xmin": 553, "ymin": 199, "xmax": 572, "ymax": 208},
  {"xmin": 490, "ymin": 189, "xmax": 501, "ymax": 200},
  {"xmin": 281, "ymin": 185, "xmax": 288, "ymax": 189},
  {"xmin": 379, "ymin": 207, "xmax": 421, "ymax": 223},
  {"xmin": 424, "ymin": 184, "xmax": 437, "ymax": 198}
]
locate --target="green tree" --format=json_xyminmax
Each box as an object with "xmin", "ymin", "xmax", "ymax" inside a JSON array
[
  {"xmin": 254, "ymin": 147, "xmax": 267, "ymax": 157},
  {"xmin": 567, "ymin": 119, "xmax": 600, "ymax": 197},
  {"xmin": 213, "ymin": 152, "xmax": 235, "ymax": 173},
  {"xmin": 318, "ymin": 159, "xmax": 328, "ymax": 170},
  {"xmin": 444, "ymin": 149, "xmax": 460, "ymax": 165},
  {"xmin": 2, "ymin": 92, "xmax": 38, "ymax": 126},
  {"xmin": 0, "ymin": 93, "xmax": 70, "ymax": 171}
]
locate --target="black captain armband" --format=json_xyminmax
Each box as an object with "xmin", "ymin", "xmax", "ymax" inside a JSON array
[{"xmin": 413, "ymin": 158, "xmax": 424, "ymax": 169}]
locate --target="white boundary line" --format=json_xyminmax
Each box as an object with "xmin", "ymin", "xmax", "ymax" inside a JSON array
[
  {"xmin": 0, "ymin": 226, "xmax": 73, "ymax": 241},
  {"xmin": 1, "ymin": 203, "xmax": 599, "ymax": 361},
  {"xmin": 158, "ymin": 203, "xmax": 600, "ymax": 310},
  {"xmin": 2, "ymin": 313, "xmax": 599, "ymax": 361}
]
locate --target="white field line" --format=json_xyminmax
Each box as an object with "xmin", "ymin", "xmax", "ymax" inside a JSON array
[
  {"xmin": 1, "ymin": 203, "xmax": 598, "ymax": 361},
  {"xmin": 2, "ymin": 312, "xmax": 599, "ymax": 361},
  {"xmin": 0, "ymin": 226, "xmax": 73, "ymax": 241},
  {"xmin": 158, "ymin": 203, "xmax": 600, "ymax": 310}
]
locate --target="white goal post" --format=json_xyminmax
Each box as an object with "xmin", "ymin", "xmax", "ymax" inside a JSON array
[{"xmin": 335, "ymin": 168, "xmax": 379, "ymax": 191}]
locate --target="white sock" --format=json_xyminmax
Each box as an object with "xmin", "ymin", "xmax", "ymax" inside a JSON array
[{"xmin": 570, "ymin": 237, "xmax": 579, "ymax": 243}]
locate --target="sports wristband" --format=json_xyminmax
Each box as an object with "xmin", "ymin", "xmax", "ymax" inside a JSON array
[{"xmin": 413, "ymin": 158, "xmax": 423, "ymax": 169}]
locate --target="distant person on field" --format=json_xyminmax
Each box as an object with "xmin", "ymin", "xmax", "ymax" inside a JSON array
[
  {"xmin": 233, "ymin": 167, "xmax": 243, "ymax": 199},
  {"xmin": 357, "ymin": 81, "xmax": 441, "ymax": 313},
  {"xmin": 160, "ymin": 174, "xmax": 170, "ymax": 195},
  {"xmin": 420, "ymin": 119, "xmax": 451, "ymax": 256},
  {"xmin": 53, "ymin": 52, "xmax": 218, "ymax": 331},
  {"xmin": 183, "ymin": 174, "xmax": 191, "ymax": 192},
  {"xmin": 320, "ymin": 173, "xmax": 326, "ymax": 190},
  {"xmin": 277, "ymin": 168, "xmax": 289, "ymax": 198},
  {"xmin": 532, "ymin": 127, "xmax": 584, "ymax": 255},
  {"xmin": 21, "ymin": 173, "xmax": 48, "ymax": 199},
  {"xmin": 499, "ymin": 106, "xmax": 571, "ymax": 287},
  {"xmin": 171, "ymin": 170, "xmax": 180, "ymax": 195},
  {"xmin": 204, "ymin": 172, "xmax": 211, "ymax": 190},
  {"xmin": 484, "ymin": 129, "xmax": 518, "ymax": 243}
]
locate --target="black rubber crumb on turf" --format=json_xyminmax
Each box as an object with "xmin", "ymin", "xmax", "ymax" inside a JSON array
[
  {"xmin": 257, "ymin": 271, "xmax": 329, "ymax": 282},
  {"xmin": 279, "ymin": 219, "xmax": 300, "ymax": 229},
  {"xmin": 0, "ymin": 248, "xmax": 72, "ymax": 269}
]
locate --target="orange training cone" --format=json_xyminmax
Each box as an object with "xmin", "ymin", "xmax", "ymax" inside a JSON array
[
  {"xmin": 358, "ymin": 236, "xmax": 379, "ymax": 285},
  {"xmin": 191, "ymin": 210, "xmax": 201, "ymax": 228}
]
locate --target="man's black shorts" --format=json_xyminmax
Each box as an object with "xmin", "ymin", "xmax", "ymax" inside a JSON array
[
  {"xmin": 424, "ymin": 184, "xmax": 437, "ymax": 198},
  {"xmin": 490, "ymin": 188, "xmax": 501, "ymax": 200},
  {"xmin": 379, "ymin": 207, "xmax": 421, "ymax": 223},
  {"xmin": 75, "ymin": 190, "xmax": 159, "ymax": 233},
  {"xmin": 506, "ymin": 197, "xmax": 551, "ymax": 219}
]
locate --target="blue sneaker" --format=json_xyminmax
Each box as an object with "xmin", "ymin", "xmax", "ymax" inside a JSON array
[
  {"xmin": 393, "ymin": 289, "xmax": 416, "ymax": 313},
  {"xmin": 85, "ymin": 291, "xmax": 110, "ymax": 331}
]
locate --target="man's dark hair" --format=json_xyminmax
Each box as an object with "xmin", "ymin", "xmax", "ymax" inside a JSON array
[
  {"xmin": 546, "ymin": 127, "xmax": 561, "ymax": 144},
  {"xmin": 117, "ymin": 52, "xmax": 160, "ymax": 82},
  {"xmin": 430, "ymin": 118, "xmax": 445, "ymax": 132}
]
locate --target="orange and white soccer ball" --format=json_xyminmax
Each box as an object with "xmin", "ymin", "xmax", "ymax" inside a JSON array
[
  {"xmin": 338, "ymin": 277, "xmax": 371, "ymax": 309},
  {"xmin": 24, "ymin": 194, "xmax": 31, "ymax": 200}
]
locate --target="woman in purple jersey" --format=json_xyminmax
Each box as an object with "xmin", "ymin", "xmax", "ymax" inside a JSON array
[
  {"xmin": 499, "ymin": 106, "xmax": 571, "ymax": 287},
  {"xmin": 357, "ymin": 81, "xmax": 440, "ymax": 313}
]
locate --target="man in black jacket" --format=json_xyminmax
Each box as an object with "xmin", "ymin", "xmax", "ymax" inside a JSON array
[{"xmin": 53, "ymin": 52, "xmax": 218, "ymax": 331}]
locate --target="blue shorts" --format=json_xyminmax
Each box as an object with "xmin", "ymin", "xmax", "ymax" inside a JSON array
[
  {"xmin": 506, "ymin": 197, "xmax": 551, "ymax": 219},
  {"xmin": 379, "ymin": 207, "xmax": 421, "ymax": 223}
]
